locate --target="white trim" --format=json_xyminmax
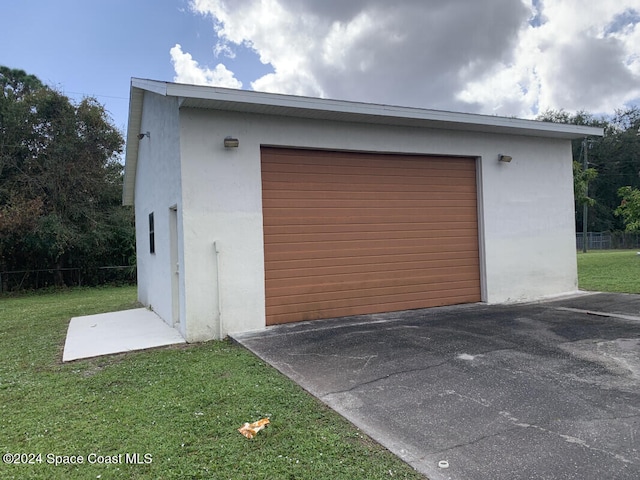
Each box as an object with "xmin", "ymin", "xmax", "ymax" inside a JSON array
[
  {"xmin": 133, "ymin": 78, "xmax": 604, "ymax": 138},
  {"xmin": 475, "ymin": 155, "xmax": 488, "ymax": 303},
  {"xmin": 122, "ymin": 86, "xmax": 144, "ymax": 205},
  {"xmin": 132, "ymin": 78, "xmax": 168, "ymax": 96}
]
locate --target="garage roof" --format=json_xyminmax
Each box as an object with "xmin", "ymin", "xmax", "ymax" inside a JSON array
[{"xmin": 123, "ymin": 78, "xmax": 604, "ymax": 205}]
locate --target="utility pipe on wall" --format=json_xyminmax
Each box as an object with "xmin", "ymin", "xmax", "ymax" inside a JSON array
[{"xmin": 213, "ymin": 241, "xmax": 223, "ymax": 339}]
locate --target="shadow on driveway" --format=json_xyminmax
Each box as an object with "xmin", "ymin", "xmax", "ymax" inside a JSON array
[{"xmin": 232, "ymin": 293, "xmax": 640, "ymax": 480}]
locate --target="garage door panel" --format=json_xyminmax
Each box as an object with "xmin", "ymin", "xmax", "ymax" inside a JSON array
[
  {"xmin": 264, "ymin": 236, "xmax": 478, "ymax": 255},
  {"xmin": 267, "ymin": 287, "xmax": 482, "ymax": 323},
  {"xmin": 265, "ymin": 251, "xmax": 480, "ymax": 273},
  {"xmin": 267, "ymin": 228, "xmax": 476, "ymax": 245},
  {"xmin": 267, "ymin": 282, "xmax": 481, "ymax": 312},
  {"xmin": 267, "ymin": 265, "xmax": 480, "ymax": 291},
  {"xmin": 261, "ymin": 152, "xmax": 476, "ymax": 170},
  {"xmin": 261, "ymin": 147, "xmax": 481, "ymax": 325},
  {"xmin": 263, "ymin": 185, "xmax": 477, "ymax": 198},
  {"xmin": 264, "ymin": 207, "xmax": 475, "ymax": 222},
  {"xmin": 262, "ymin": 180, "xmax": 476, "ymax": 195},
  {"xmin": 265, "ymin": 251, "xmax": 479, "ymax": 267},
  {"xmin": 265, "ymin": 250, "xmax": 479, "ymax": 272},
  {"xmin": 265, "ymin": 227, "xmax": 479, "ymax": 244},
  {"xmin": 263, "ymin": 213, "xmax": 478, "ymax": 227},
  {"xmin": 263, "ymin": 190, "xmax": 478, "ymax": 203},
  {"xmin": 264, "ymin": 221, "xmax": 478, "ymax": 236},
  {"xmin": 263, "ymin": 197, "xmax": 477, "ymax": 210},
  {"xmin": 265, "ymin": 256, "xmax": 479, "ymax": 279},
  {"xmin": 262, "ymin": 162, "xmax": 477, "ymax": 179},
  {"xmin": 265, "ymin": 241, "xmax": 479, "ymax": 263},
  {"xmin": 262, "ymin": 171, "xmax": 475, "ymax": 187},
  {"xmin": 262, "ymin": 151, "xmax": 475, "ymax": 171},
  {"xmin": 269, "ymin": 263, "xmax": 480, "ymax": 285},
  {"xmin": 267, "ymin": 270, "xmax": 479, "ymax": 296}
]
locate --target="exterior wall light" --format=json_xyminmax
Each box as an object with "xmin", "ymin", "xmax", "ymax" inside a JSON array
[
  {"xmin": 499, "ymin": 154, "xmax": 512, "ymax": 163},
  {"xmin": 224, "ymin": 136, "xmax": 239, "ymax": 148},
  {"xmin": 137, "ymin": 131, "xmax": 150, "ymax": 140}
]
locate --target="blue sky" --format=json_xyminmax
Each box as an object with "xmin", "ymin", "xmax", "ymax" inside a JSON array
[
  {"xmin": 1, "ymin": 0, "xmax": 270, "ymax": 132},
  {"xmin": 3, "ymin": 0, "xmax": 640, "ymax": 137}
]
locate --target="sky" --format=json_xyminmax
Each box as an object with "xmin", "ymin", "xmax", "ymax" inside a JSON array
[{"xmin": 2, "ymin": 0, "xmax": 640, "ymax": 136}]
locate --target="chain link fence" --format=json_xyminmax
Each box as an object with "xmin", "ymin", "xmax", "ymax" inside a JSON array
[
  {"xmin": 0, "ymin": 266, "xmax": 136, "ymax": 293},
  {"xmin": 576, "ymin": 232, "xmax": 640, "ymax": 250}
]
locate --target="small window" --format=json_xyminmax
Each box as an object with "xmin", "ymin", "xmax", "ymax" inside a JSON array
[{"xmin": 149, "ymin": 212, "xmax": 155, "ymax": 254}]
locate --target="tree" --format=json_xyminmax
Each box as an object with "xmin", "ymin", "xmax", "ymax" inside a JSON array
[
  {"xmin": 537, "ymin": 108, "xmax": 640, "ymax": 233},
  {"xmin": 615, "ymin": 186, "xmax": 640, "ymax": 232},
  {"xmin": 0, "ymin": 66, "xmax": 134, "ymax": 289},
  {"xmin": 537, "ymin": 109, "xmax": 606, "ymax": 232},
  {"xmin": 588, "ymin": 108, "xmax": 640, "ymax": 231},
  {"xmin": 573, "ymin": 160, "xmax": 598, "ymax": 207}
]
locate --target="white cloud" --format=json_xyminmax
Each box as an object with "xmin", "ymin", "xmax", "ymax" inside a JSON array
[
  {"xmin": 178, "ymin": 0, "xmax": 640, "ymax": 117},
  {"xmin": 460, "ymin": 0, "xmax": 640, "ymax": 116},
  {"xmin": 170, "ymin": 43, "xmax": 242, "ymax": 88},
  {"xmin": 213, "ymin": 41, "xmax": 236, "ymax": 59}
]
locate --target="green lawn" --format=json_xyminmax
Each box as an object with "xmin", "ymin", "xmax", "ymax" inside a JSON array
[
  {"xmin": 577, "ymin": 249, "xmax": 640, "ymax": 293},
  {"xmin": 0, "ymin": 287, "xmax": 423, "ymax": 480}
]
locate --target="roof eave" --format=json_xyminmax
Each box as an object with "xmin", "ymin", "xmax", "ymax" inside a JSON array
[
  {"xmin": 122, "ymin": 85, "xmax": 148, "ymax": 205},
  {"xmin": 128, "ymin": 80, "xmax": 605, "ymax": 140}
]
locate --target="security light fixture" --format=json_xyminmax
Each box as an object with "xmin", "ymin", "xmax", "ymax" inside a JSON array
[
  {"xmin": 224, "ymin": 136, "xmax": 239, "ymax": 148},
  {"xmin": 138, "ymin": 131, "xmax": 150, "ymax": 140},
  {"xmin": 499, "ymin": 154, "xmax": 512, "ymax": 163}
]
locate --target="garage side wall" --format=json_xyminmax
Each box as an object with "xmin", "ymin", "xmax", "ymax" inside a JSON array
[
  {"xmin": 481, "ymin": 139, "xmax": 577, "ymax": 302},
  {"xmin": 178, "ymin": 109, "xmax": 577, "ymax": 336},
  {"xmin": 134, "ymin": 93, "xmax": 184, "ymax": 333}
]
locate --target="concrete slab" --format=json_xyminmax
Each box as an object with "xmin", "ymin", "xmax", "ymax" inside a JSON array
[
  {"xmin": 63, "ymin": 308, "xmax": 185, "ymax": 362},
  {"xmin": 232, "ymin": 294, "xmax": 640, "ymax": 480},
  {"xmin": 543, "ymin": 292, "xmax": 640, "ymax": 318}
]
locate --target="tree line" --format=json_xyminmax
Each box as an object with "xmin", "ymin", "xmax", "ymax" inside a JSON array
[
  {"xmin": 537, "ymin": 108, "xmax": 640, "ymax": 234},
  {"xmin": 0, "ymin": 67, "xmax": 134, "ymax": 291}
]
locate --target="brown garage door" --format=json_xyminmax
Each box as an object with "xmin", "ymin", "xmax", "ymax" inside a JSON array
[{"xmin": 261, "ymin": 147, "xmax": 481, "ymax": 325}]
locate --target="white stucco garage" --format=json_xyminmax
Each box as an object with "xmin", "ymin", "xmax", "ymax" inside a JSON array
[{"xmin": 123, "ymin": 78, "xmax": 603, "ymax": 342}]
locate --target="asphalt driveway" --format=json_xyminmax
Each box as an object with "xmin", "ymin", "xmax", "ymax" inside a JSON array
[{"xmin": 231, "ymin": 292, "xmax": 640, "ymax": 480}]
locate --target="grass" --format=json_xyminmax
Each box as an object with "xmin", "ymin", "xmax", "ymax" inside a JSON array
[
  {"xmin": 577, "ymin": 249, "xmax": 640, "ymax": 293},
  {"xmin": 0, "ymin": 286, "xmax": 423, "ymax": 480}
]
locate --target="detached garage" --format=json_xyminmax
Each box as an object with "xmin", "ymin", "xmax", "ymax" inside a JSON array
[{"xmin": 123, "ymin": 78, "xmax": 603, "ymax": 342}]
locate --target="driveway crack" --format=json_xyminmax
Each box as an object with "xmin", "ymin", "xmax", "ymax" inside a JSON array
[
  {"xmin": 321, "ymin": 360, "xmax": 451, "ymax": 396},
  {"xmin": 424, "ymin": 412, "xmax": 640, "ymax": 466},
  {"xmin": 422, "ymin": 425, "xmax": 525, "ymax": 457}
]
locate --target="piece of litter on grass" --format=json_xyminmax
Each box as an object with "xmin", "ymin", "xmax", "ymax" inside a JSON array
[{"xmin": 238, "ymin": 418, "xmax": 270, "ymax": 439}]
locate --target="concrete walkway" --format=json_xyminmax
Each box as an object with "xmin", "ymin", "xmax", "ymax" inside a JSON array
[
  {"xmin": 232, "ymin": 293, "xmax": 640, "ymax": 480},
  {"xmin": 63, "ymin": 308, "xmax": 185, "ymax": 362}
]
